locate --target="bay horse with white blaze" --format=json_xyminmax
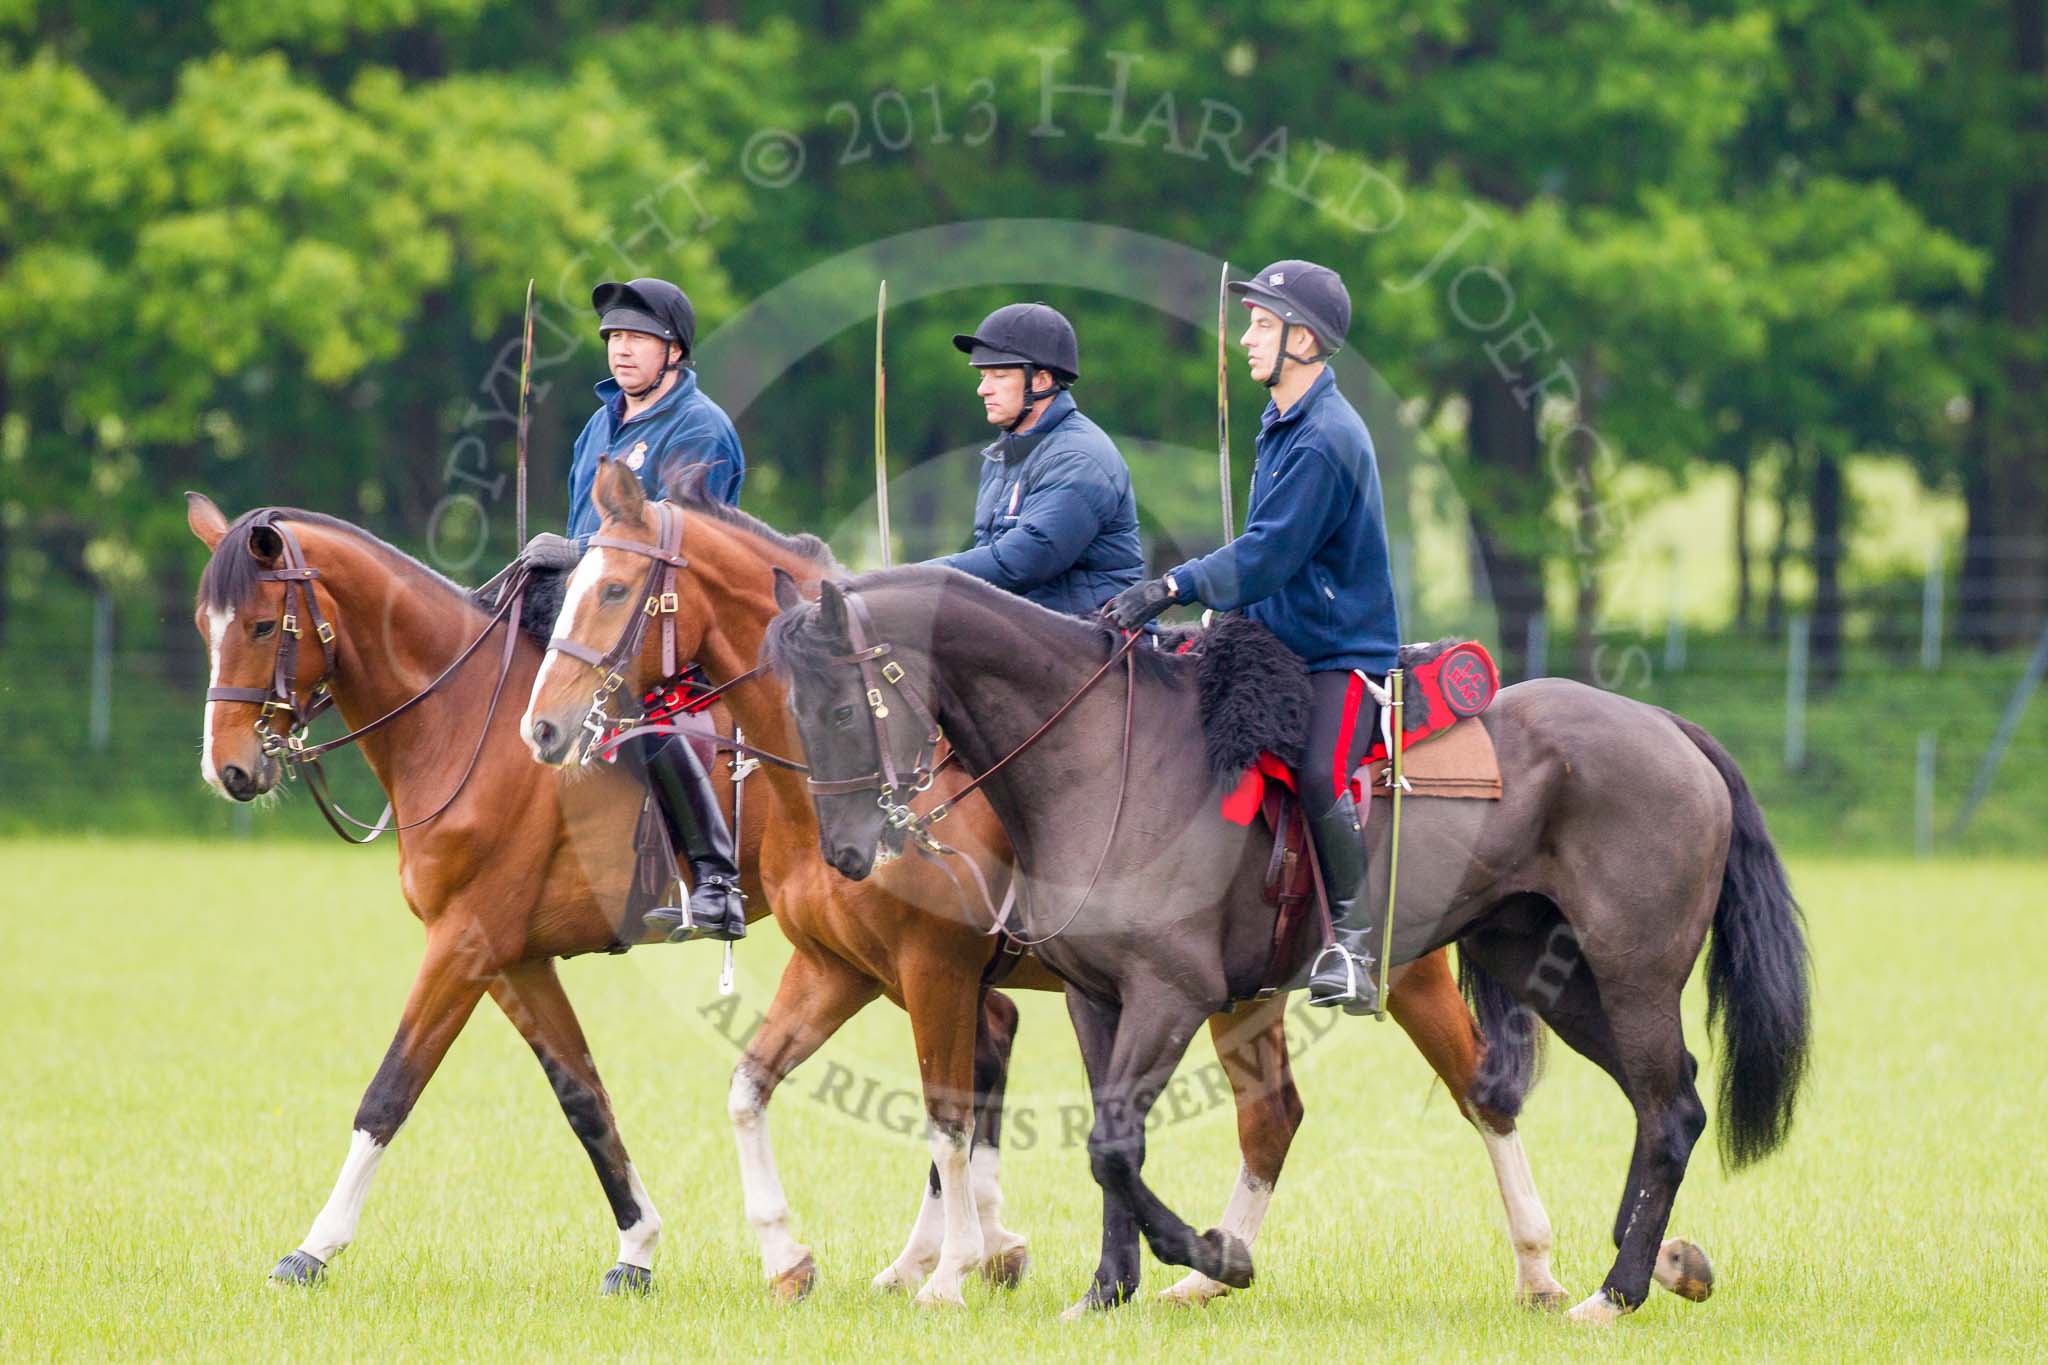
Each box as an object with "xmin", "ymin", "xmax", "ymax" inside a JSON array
[
  {"xmin": 521, "ymin": 458, "xmax": 1570, "ymax": 1313},
  {"xmin": 767, "ymin": 566, "xmax": 1813, "ymax": 1321},
  {"xmin": 185, "ymin": 491, "xmax": 1018, "ymax": 1299}
]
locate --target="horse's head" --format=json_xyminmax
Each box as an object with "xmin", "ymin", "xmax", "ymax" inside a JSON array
[
  {"xmin": 187, "ymin": 493, "xmax": 340, "ymax": 801},
  {"xmin": 522, "ymin": 457, "xmax": 709, "ymax": 764},
  {"xmin": 765, "ymin": 574, "xmax": 939, "ymax": 880}
]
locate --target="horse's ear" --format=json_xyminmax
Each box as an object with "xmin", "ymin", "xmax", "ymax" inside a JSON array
[
  {"xmin": 771, "ymin": 565, "xmax": 804, "ymax": 612},
  {"xmin": 186, "ymin": 492, "xmax": 229, "ymax": 550},
  {"xmin": 817, "ymin": 579, "xmax": 850, "ymax": 640},
  {"xmin": 247, "ymin": 522, "xmax": 284, "ymax": 565},
  {"xmin": 593, "ymin": 456, "xmax": 646, "ymax": 525}
]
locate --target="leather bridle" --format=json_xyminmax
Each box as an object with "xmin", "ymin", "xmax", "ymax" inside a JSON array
[
  {"xmin": 203, "ymin": 511, "xmax": 533, "ymax": 843},
  {"xmin": 544, "ymin": 500, "xmax": 804, "ymax": 773},
  {"xmin": 803, "ymin": 583, "xmax": 1143, "ymax": 945}
]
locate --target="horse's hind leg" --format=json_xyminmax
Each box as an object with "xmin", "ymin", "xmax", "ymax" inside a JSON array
[
  {"xmin": 1387, "ymin": 950, "xmax": 1566, "ymax": 1308},
  {"xmin": 1159, "ymin": 996, "xmax": 1300, "ymax": 1307},
  {"xmin": 896, "ymin": 954, "xmax": 994, "ymax": 1308},
  {"xmin": 488, "ymin": 959, "xmax": 657, "ymax": 1296},
  {"xmin": 1464, "ymin": 925, "xmax": 1706, "ymax": 1321},
  {"xmin": 271, "ymin": 918, "xmax": 493, "ymax": 1284},
  {"xmin": 729, "ymin": 948, "xmax": 879, "ymax": 1304}
]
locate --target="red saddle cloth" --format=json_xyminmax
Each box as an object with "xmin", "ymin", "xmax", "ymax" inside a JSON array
[{"xmin": 1220, "ymin": 640, "xmax": 1501, "ymax": 825}]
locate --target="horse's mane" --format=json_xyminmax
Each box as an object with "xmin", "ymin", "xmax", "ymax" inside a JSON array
[
  {"xmin": 762, "ymin": 563, "xmax": 1190, "ymax": 692},
  {"xmin": 665, "ymin": 463, "xmax": 840, "ymax": 572},
  {"xmin": 197, "ymin": 507, "xmax": 479, "ymax": 615}
]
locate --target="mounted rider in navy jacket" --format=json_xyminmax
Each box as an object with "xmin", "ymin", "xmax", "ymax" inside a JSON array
[
  {"xmin": 525, "ymin": 278, "xmax": 747, "ymax": 944},
  {"xmin": 1106, "ymin": 261, "xmax": 1398, "ymax": 1016},
  {"xmin": 937, "ymin": 303, "xmax": 1143, "ymax": 616}
]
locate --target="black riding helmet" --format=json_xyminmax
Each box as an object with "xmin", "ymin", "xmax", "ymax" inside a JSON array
[
  {"xmin": 1229, "ymin": 260, "xmax": 1350, "ymax": 389},
  {"xmin": 953, "ymin": 302, "xmax": 1079, "ymax": 431},
  {"xmin": 594, "ymin": 278, "xmax": 696, "ymax": 398}
]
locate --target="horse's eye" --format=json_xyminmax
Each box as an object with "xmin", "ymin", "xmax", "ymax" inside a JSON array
[
  {"xmin": 601, "ymin": 582, "xmax": 630, "ymax": 605},
  {"xmin": 252, "ymin": 620, "xmax": 277, "ymax": 640},
  {"xmin": 830, "ymin": 704, "xmax": 856, "ymax": 729}
]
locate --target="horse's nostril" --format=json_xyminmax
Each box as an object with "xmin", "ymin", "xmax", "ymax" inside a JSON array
[
  {"xmin": 531, "ymin": 719, "xmax": 557, "ymax": 751},
  {"xmin": 221, "ymin": 764, "xmax": 247, "ymax": 790}
]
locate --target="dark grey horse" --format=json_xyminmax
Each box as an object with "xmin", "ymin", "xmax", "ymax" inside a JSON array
[{"xmin": 766, "ymin": 565, "xmax": 1811, "ymax": 1321}]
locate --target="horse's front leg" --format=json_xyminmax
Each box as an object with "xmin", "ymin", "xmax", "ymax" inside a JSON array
[
  {"xmin": 727, "ymin": 948, "xmax": 880, "ymax": 1303},
  {"xmin": 896, "ymin": 955, "xmax": 989, "ymax": 1308},
  {"xmin": 271, "ymin": 917, "xmax": 498, "ymax": 1284},
  {"xmin": 488, "ymin": 958, "xmax": 658, "ymax": 1296},
  {"xmin": 1160, "ymin": 995, "xmax": 1301, "ymax": 1306}
]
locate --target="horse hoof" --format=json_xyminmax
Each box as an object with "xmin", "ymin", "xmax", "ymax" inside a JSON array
[
  {"xmin": 601, "ymin": 1262, "xmax": 652, "ymax": 1296},
  {"xmin": 914, "ymin": 1284, "xmax": 967, "ymax": 1310},
  {"xmin": 1654, "ymin": 1238, "xmax": 1714, "ymax": 1302},
  {"xmin": 1516, "ymin": 1286, "xmax": 1570, "ymax": 1312},
  {"xmin": 1203, "ymin": 1228, "xmax": 1254, "ymax": 1290},
  {"xmin": 869, "ymin": 1262, "xmax": 918, "ymax": 1295},
  {"xmin": 770, "ymin": 1252, "xmax": 817, "ymax": 1306},
  {"xmin": 1158, "ymin": 1272, "xmax": 1229, "ymax": 1307},
  {"xmin": 268, "ymin": 1250, "xmax": 326, "ymax": 1286},
  {"xmin": 1567, "ymin": 1289, "xmax": 1629, "ymax": 1324},
  {"xmin": 980, "ymin": 1241, "xmax": 1031, "ymax": 1290}
]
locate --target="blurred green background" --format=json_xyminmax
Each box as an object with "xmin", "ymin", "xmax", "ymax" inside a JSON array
[{"xmin": 1, "ymin": 0, "xmax": 2043, "ymax": 848}]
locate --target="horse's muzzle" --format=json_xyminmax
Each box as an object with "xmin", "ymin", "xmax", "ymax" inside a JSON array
[
  {"xmin": 827, "ymin": 844, "xmax": 874, "ymax": 881},
  {"xmin": 525, "ymin": 715, "xmax": 572, "ymax": 765},
  {"xmin": 219, "ymin": 758, "xmax": 275, "ymax": 801}
]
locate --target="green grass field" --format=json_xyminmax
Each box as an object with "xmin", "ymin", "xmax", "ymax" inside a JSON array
[{"xmin": 3, "ymin": 839, "xmax": 2043, "ymax": 1360}]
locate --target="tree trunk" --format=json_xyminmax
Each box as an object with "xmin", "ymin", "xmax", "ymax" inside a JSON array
[
  {"xmin": 1961, "ymin": 0, "xmax": 2048, "ymax": 650},
  {"xmin": 0, "ymin": 350, "xmax": 10, "ymax": 650},
  {"xmin": 1733, "ymin": 448, "xmax": 1753, "ymax": 634},
  {"xmin": 1811, "ymin": 452, "xmax": 1844, "ymax": 690},
  {"xmin": 1463, "ymin": 371, "xmax": 1547, "ymax": 679},
  {"xmin": 1766, "ymin": 453, "xmax": 1795, "ymax": 638}
]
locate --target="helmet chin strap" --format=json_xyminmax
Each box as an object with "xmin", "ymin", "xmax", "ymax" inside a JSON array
[
  {"xmin": 621, "ymin": 342, "xmax": 683, "ymax": 401},
  {"xmin": 1005, "ymin": 363, "xmax": 1062, "ymax": 432}
]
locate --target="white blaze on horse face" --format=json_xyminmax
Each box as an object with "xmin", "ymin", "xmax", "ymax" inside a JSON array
[
  {"xmin": 522, "ymin": 547, "xmax": 610, "ymax": 761},
  {"xmin": 299, "ymin": 1128, "xmax": 386, "ymax": 1264},
  {"xmin": 615, "ymin": 1162, "xmax": 661, "ymax": 1270},
  {"xmin": 201, "ymin": 605, "xmax": 235, "ymax": 792}
]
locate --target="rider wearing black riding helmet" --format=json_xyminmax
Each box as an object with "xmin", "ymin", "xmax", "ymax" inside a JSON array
[
  {"xmin": 936, "ymin": 303, "xmax": 1143, "ymax": 616},
  {"xmin": 1105, "ymin": 260, "xmax": 1400, "ymax": 1016},
  {"xmin": 525, "ymin": 277, "xmax": 747, "ymax": 944}
]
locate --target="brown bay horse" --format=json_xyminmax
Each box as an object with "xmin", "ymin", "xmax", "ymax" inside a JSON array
[
  {"xmin": 187, "ymin": 491, "xmax": 1019, "ymax": 1299},
  {"xmin": 518, "ymin": 458, "xmax": 1571, "ymax": 1311}
]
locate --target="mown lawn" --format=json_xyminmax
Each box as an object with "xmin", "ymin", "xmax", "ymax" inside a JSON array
[{"xmin": 2, "ymin": 839, "xmax": 2041, "ymax": 1360}]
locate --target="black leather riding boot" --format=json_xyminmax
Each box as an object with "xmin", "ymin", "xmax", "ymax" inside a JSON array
[
  {"xmin": 642, "ymin": 735, "xmax": 746, "ymax": 942},
  {"xmin": 1305, "ymin": 792, "xmax": 1380, "ymax": 1015}
]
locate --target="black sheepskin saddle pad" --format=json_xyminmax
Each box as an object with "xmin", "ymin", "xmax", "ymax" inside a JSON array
[
  {"xmin": 1171, "ymin": 614, "xmax": 1313, "ymax": 783},
  {"xmin": 472, "ymin": 564, "xmax": 568, "ymax": 646}
]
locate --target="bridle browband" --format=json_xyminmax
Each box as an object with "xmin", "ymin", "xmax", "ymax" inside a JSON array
[
  {"xmin": 203, "ymin": 511, "xmax": 534, "ymax": 843},
  {"xmin": 805, "ymin": 583, "xmax": 1142, "ymax": 946}
]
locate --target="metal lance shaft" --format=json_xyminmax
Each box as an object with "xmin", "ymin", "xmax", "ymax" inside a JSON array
[
  {"xmin": 874, "ymin": 279, "xmax": 892, "ymax": 567},
  {"xmin": 515, "ymin": 278, "xmax": 535, "ymax": 549},
  {"xmin": 1217, "ymin": 261, "xmax": 1234, "ymax": 544},
  {"xmin": 1376, "ymin": 667, "xmax": 1404, "ymax": 1020}
]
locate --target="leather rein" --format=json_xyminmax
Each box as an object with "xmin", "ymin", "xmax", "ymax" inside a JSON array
[
  {"xmin": 810, "ymin": 585, "xmax": 1144, "ymax": 947},
  {"xmin": 203, "ymin": 512, "xmax": 533, "ymax": 844}
]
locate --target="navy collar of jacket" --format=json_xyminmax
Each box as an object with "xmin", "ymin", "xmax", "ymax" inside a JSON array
[
  {"xmin": 1260, "ymin": 365, "xmax": 1336, "ymax": 434},
  {"xmin": 983, "ymin": 390, "xmax": 1078, "ymax": 463},
  {"xmin": 596, "ymin": 366, "xmax": 700, "ymax": 425}
]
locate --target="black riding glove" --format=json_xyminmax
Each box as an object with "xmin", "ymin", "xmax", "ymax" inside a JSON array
[
  {"xmin": 520, "ymin": 532, "xmax": 583, "ymax": 571},
  {"xmin": 1104, "ymin": 576, "xmax": 1178, "ymax": 631}
]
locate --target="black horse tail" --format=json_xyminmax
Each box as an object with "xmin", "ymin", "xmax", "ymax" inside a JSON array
[
  {"xmin": 1670, "ymin": 714, "xmax": 1813, "ymax": 1169},
  {"xmin": 1458, "ymin": 950, "xmax": 1544, "ymax": 1120}
]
